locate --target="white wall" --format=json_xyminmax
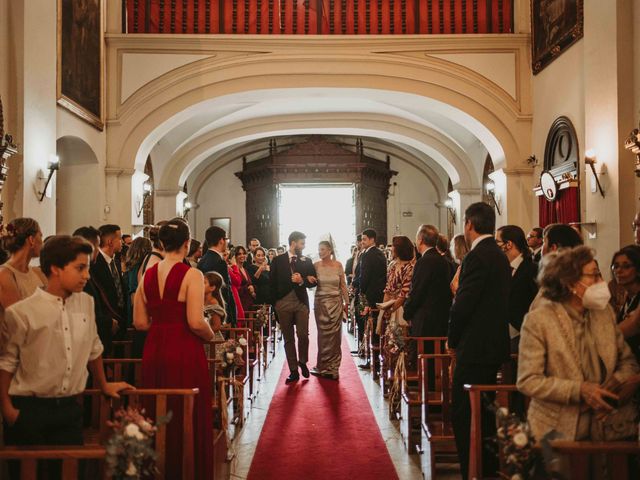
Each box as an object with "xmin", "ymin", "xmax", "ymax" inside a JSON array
[
  {"xmin": 387, "ymin": 158, "xmax": 444, "ymax": 241},
  {"xmin": 193, "ymin": 159, "xmax": 246, "ymax": 245}
]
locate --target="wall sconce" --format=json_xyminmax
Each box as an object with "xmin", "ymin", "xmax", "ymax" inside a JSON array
[
  {"xmin": 37, "ymin": 155, "xmax": 59, "ymax": 202},
  {"xmin": 444, "ymin": 198, "xmax": 456, "ymax": 224},
  {"xmin": 585, "ymin": 149, "xmax": 605, "ymax": 198},
  {"xmin": 485, "ymin": 180, "xmax": 502, "ymax": 215},
  {"xmin": 526, "ymin": 154, "xmax": 539, "ymax": 167},
  {"xmin": 624, "ymin": 124, "xmax": 640, "ymax": 177},
  {"xmin": 183, "ymin": 200, "xmax": 192, "ymax": 218},
  {"xmin": 136, "ymin": 180, "xmax": 152, "ymax": 217}
]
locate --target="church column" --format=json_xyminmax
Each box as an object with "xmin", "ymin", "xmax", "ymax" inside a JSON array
[
  {"xmin": 105, "ymin": 167, "xmax": 135, "ymax": 232},
  {"xmin": 452, "ymin": 188, "xmax": 482, "ymax": 230},
  {"xmin": 154, "ymin": 189, "xmax": 181, "ymax": 223},
  {"xmin": 106, "ymin": 0, "xmax": 123, "ymax": 34},
  {"xmin": 493, "ymin": 168, "xmax": 536, "ymax": 230}
]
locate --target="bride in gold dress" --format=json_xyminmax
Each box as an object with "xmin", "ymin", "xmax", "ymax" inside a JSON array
[{"xmin": 310, "ymin": 240, "xmax": 350, "ymax": 380}]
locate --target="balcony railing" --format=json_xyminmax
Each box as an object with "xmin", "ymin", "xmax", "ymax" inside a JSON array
[{"xmin": 124, "ymin": 0, "xmax": 513, "ymax": 35}]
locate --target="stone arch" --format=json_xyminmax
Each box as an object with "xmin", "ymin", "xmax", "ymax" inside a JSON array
[{"xmin": 55, "ymin": 136, "xmax": 100, "ymax": 234}]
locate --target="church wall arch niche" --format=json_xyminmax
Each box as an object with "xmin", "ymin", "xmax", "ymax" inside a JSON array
[
  {"xmin": 535, "ymin": 116, "xmax": 581, "ymax": 227},
  {"xmin": 55, "ymin": 136, "xmax": 101, "ymax": 234},
  {"xmin": 235, "ymin": 136, "xmax": 397, "ymax": 246}
]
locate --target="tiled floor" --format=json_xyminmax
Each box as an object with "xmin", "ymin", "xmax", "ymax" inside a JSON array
[{"xmin": 230, "ymin": 327, "xmax": 461, "ymax": 480}]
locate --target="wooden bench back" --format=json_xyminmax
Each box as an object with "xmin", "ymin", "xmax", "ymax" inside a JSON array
[
  {"xmin": 418, "ymin": 353, "xmax": 454, "ymax": 421},
  {"xmin": 83, "ymin": 388, "xmax": 199, "ymax": 480},
  {"xmin": 550, "ymin": 440, "xmax": 640, "ymax": 479},
  {"xmin": 464, "ymin": 384, "xmax": 523, "ymax": 480},
  {"xmin": 0, "ymin": 446, "xmax": 106, "ymax": 480}
]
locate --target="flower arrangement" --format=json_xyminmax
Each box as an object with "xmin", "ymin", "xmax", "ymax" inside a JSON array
[
  {"xmin": 221, "ymin": 337, "xmax": 246, "ymax": 373},
  {"xmin": 253, "ymin": 305, "xmax": 269, "ymax": 332},
  {"xmin": 105, "ymin": 407, "xmax": 172, "ymax": 479},
  {"xmin": 494, "ymin": 405, "xmax": 546, "ymax": 480},
  {"xmin": 384, "ymin": 319, "xmax": 406, "ymax": 357},
  {"xmin": 358, "ymin": 293, "xmax": 369, "ymax": 315}
]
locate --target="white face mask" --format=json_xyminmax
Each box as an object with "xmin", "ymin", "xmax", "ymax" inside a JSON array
[{"xmin": 579, "ymin": 281, "xmax": 611, "ymax": 311}]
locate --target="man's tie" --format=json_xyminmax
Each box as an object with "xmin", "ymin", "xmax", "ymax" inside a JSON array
[
  {"xmin": 290, "ymin": 255, "xmax": 297, "ymax": 274},
  {"xmin": 109, "ymin": 259, "xmax": 124, "ymax": 309}
]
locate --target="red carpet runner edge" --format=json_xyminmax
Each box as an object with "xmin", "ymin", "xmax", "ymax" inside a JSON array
[{"xmin": 247, "ymin": 313, "xmax": 399, "ymax": 480}]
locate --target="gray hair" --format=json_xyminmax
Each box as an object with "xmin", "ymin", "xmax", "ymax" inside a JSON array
[{"xmin": 417, "ymin": 224, "xmax": 439, "ymax": 248}]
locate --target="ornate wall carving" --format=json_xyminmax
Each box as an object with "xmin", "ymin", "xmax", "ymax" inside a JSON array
[{"xmin": 235, "ymin": 136, "xmax": 396, "ymax": 245}]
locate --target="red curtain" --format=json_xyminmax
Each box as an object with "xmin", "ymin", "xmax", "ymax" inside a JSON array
[
  {"xmin": 538, "ymin": 186, "xmax": 580, "ymax": 228},
  {"xmin": 126, "ymin": 0, "xmax": 513, "ymax": 34}
]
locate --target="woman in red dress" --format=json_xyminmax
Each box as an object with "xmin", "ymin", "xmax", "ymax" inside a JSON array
[
  {"xmin": 134, "ymin": 219, "xmax": 215, "ymax": 480},
  {"xmin": 229, "ymin": 246, "xmax": 255, "ymax": 323}
]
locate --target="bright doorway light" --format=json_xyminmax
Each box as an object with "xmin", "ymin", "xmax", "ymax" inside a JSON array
[{"xmin": 278, "ymin": 184, "xmax": 356, "ymax": 263}]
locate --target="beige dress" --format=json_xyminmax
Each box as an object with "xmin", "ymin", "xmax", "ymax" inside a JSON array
[
  {"xmin": 0, "ymin": 264, "xmax": 45, "ymax": 326},
  {"xmin": 314, "ymin": 263, "xmax": 349, "ymax": 378}
]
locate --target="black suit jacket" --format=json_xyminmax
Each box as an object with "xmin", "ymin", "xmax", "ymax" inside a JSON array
[
  {"xmin": 198, "ymin": 249, "xmax": 236, "ymax": 326},
  {"xmin": 358, "ymin": 247, "xmax": 387, "ymax": 306},
  {"xmin": 403, "ymin": 249, "xmax": 453, "ymax": 337},
  {"xmin": 532, "ymin": 249, "xmax": 542, "ymax": 266},
  {"xmin": 90, "ymin": 253, "xmax": 125, "ymax": 330},
  {"xmin": 84, "ymin": 277, "xmax": 114, "ymax": 356},
  {"xmin": 447, "ymin": 237, "xmax": 511, "ymax": 366},
  {"xmin": 508, "ymin": 256, "xmax": 539, "ymax": 332},
  {"xmin": 269, "ymin": 253, "xmax": 317, "ymax": 307}
]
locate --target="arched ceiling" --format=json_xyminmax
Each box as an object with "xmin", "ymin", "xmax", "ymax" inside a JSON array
[{"xmin": 145, "ymin": 88, "xmax": 495, "ymax": 192}]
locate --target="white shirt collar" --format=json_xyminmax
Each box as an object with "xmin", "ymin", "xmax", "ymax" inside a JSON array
[
  {"xmin": 288, "ymin": 251, "xmax": 298, "ymax": 260},
  {"xmin": 99, "ymin": 249, "xmax": 113, "ymax": 264},
  {"xmin": 532, "ymin": 246, "xmax": 542, "ymax": 255},
  {"xmin": 510, "ymin": 254, "xmax": 524, "ymax": 274},
  {"xmin": 210, "ymin": 248, "xmax": 224, "ymax": 259},
  {"xmin": 470, "ymin": 234, "xmax": 493, "ymax": 251}
]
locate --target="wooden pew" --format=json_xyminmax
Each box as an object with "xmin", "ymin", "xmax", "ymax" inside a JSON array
[
  {"xmin": 417, "ymin": 353, "xmax": 457, "ymax": 478},
  {"xmin": 399, "ymin": 337, "xmax": 447, "ymax": 450},
  {"xmin": 82, "ymin": 388, "xmax": 199, "ymax": 480},
  {"xmin": 366, "ymin": 309, "xmax": 380, "ymax": 380},
  {"xmin": 236, "ymin": 317, "xmax": 263, "ymax": 397},
  {"xmin": 465, "ymin": 383, "xmax": 524, "ymax": 480},
  {"xmin": 218, "ymin": 328, "xmax": 252, "ymax": 424},
  {"xmin": 110, "ymin": 340, "xmax": 133, "ymax": 358},
  {"xmin": 0, "ymin": 446, "xmax": 107, "ymax": 480},
  {"xmin": 550, "ymin": 441, "xmax": 640, "ymax": 479}
]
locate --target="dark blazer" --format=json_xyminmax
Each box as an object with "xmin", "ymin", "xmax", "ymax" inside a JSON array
[
  {"xmin": 83, "ymin": 277, "xmax": 114, "ymax": 356},
  {"xmin": 198, "ymin": 249, "xmax": 236, "ymax": 326},
  {"xmin": 345, "ymin": 256, "xmax": 355, "ymax": 285},
  {"xmin": 403, "ymin": 249, "xmax": 453, "ymax": 337},
  {"xmin": 270, "ymin": 253, "xmax": 317, "ymax": 307},
  {"xmin": 447, "ymin": 237, "xmax": 511, "ymax": 366},
  {"xmin": 248, "ymin": 264, "xmax": 272, "ymax": 306},
  {"xmin": 508, "ymin": 255, "xmax": 539, "ymax": 332},
  {"xmin": 358, "ymin": 247, "xmax": 387, "ymax": 306},
  {"xmin": 532, "ymin": 249, "xmax": 542, "ymax": 266},
  {"xmin": 90, "ymin": 253, "xmax": 125, "ymax": 332}
]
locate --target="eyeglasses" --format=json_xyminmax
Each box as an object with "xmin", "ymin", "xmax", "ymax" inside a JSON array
[
  {"xmin": 612, "ymin": 263, "xmax": 634, "ymax": 271},
  {"xmin": 527, "ymin": 234, "xmax": 539, "ymax": 240},
  {"xmin": 582, "ymin": 271, "xmax": 603, "ymax": 279}
]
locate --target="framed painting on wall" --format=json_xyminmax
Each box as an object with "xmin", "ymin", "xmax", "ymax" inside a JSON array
[
  {"xmin": 57, "ymin": 0, "xmax": 104, "ymax": 130},
  {"xmin": 211, "ymin": 217, "xmax": 232, "ymax": 236},
  {"xmin": 531, "ymin": 0, "xmax": 583, "ymax": 74}
]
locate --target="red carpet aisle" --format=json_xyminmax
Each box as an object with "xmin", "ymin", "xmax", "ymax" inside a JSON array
[{"xmin": 247, "ymin": 313, "xmax": 399, "ymax": 480}]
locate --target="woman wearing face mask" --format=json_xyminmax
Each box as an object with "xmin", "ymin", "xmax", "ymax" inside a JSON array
[
  {"xmin": 610, "ymin": 245, "xmax": 640, "ymax": 362},
  {"xmin": 517, "ymin": 246, "xmax": 639, "ymax": 444}
]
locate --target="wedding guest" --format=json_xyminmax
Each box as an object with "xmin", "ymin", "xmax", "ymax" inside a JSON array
[
  {"xmin": 229, "ymin": 246, "xmax": 255, "ymax": 319},
  {"xmin": 134, "ymin": 220, "xmax": 215, "ymax": 480},
  {"xmin": 496, "ymin": 225, "xmax": 538, "ymax": 352},
  {"xmin": 450, "ymin": 234, "xmax": 469, "ymax": 295},
  {"xmin": 276, "ymin": 246, "xmax": 286, "ymax": 255},
  {"xmin": 246, "ymin": 238, "xmax": 261, "ymax": 267},
  {"xmin": 0, "ymin": 218, "xmax": 46, "ymax": 327},
  {"xmin": 611, "ymin": 246, "xmax": 640, "ymax": 363},
  {"xmin": 542, "ymin": 223, "xmax": 583, "ymax": 255},
  {"xmin": 93, "ymin": 225, "xmax": 126, "ymax": 338},
  {"xmin": 125, "ymin": 237, "xmax": 152, "ymax": 327},
  {"xmin": 248, "ymin": 246, "xmax": 271, "ymax": 306},
  {"xmin": 345, "ymin": 245, "xmax": 356, "ymax": 286},
  {"xmin": 527, "ymin": 227, "xmax": 544, "ymax": 264},
  {"xmin": 198, "ymin": 226, "xmax": 236, "ymax": 326},
  {"xmin": 267, "ymin": 248, "xmax": 277, "ymax": 264},
  {"xmin": 518, "ymin": 246, "xmax": 639, "ymax": 444},
  {"xmin": 357, "ymin": 229, "xmax": 387, "ymax": 369},
  {"xmin": 73, "ymin": 226, "xmax": 119, "ymax": 356},
  {"xmin": 0, "ymin": 236, "xmax": 131, "ymax": 473},
  {"xmin": 204, "ymin": 271, "xmax": 226, "ymax": 331},
  {"xmin": 436, "ymin": 234, "xmax": 457, "ymax": 281},
  {"xmin": 448, "ymin": 202, "xmax": 511, "ymax": 479},
  {"xmin": 379, "ymin": 236, "xmax": 415, "ymax": 335},
  {"xmin": 404, "ymin": 225, "xmax": 451, "ymax": 337},
  {"xmin": 187, "ymin": 239, "xmax": 203, "ymax": 267}
]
